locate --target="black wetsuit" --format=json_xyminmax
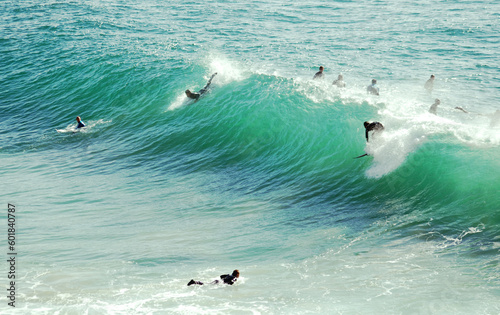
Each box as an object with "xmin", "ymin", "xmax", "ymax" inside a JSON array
[
  {"xmin": 218, "ymin": 274, "xmax": 238, "ymax": 285},
  {"xmin": 313, "ymin": 71, "xmax": 324, "ymax": 80},
  {"xmin": 187, "ymin": 273, "xmax": 238, "ymax": 286},
  {"xmin": 187, "ymin": 73, "xmax": 217, "ymax": 100},
  {"xmin": 77, "ymin": 121, "xmax": 85, "ymax": 128},
  {"xmin": 365, "ymin": 122, "xmax": 384, "ymax": 141}
]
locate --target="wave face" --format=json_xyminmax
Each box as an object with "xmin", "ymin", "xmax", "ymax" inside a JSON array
[{"xmin": 1, "ymin": 0, "xmax": 499, "ymax": 313}]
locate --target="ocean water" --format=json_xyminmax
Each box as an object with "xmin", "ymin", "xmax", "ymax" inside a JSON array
[{"xmin": 1, "ymin": 0, "xmax": 499, "ymax": 314}]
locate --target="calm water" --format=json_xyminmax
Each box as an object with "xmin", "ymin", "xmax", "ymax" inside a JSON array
[{"xmin": 1, "ymin": 0, "xmax": 499, "ymax": 314}]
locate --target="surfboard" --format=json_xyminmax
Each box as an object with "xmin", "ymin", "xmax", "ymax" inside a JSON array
[
  {"xmin": 56, "ymin": 128, "xmax": 79, "ymax": 133},
  {"xmin": 354, "ymin": 153, "xmax": 368, "ymax": 159}
]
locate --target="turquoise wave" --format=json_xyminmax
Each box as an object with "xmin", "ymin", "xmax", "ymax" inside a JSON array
[{"xmin": 3, "ymin": 55, "xmax": 498, "ymax": 229}]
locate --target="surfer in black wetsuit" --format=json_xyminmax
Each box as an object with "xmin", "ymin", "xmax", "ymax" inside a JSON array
[
  {"xmin": 187, "ymin": 269, "xmax": 240, "ymax": 286},
  {"xmin": 355, "ymin": 121, "xmax": 384, "ymax": 159},
  {"xmin": 354, "ymin": 121, "xmax": 385, "ymax": 158},
  {"xmin": 364, "ymin": 121, "xmax": 384, "ymax": 142},
  {"xmin": 185, "ymin": 73, "xmax": 217, "ymax": 100},
  {"xmin": 76, "ymin": 116, "xmax": 85, "ymax": 128},
  {"xmin": 313, "ymin": 66, "xmax": 324, "ymax": 80}
]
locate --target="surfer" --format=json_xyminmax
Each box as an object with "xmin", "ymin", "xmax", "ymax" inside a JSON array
[
  {"xmin": 367, "ymin": 79, "xmax": 379, "ymax": 95},
  {"xmin": 313, "ymin": 66, "xmax": 324, "ymax": 80},
  {"xmin": 424, "ymin": 74, "xmax": 435, "ymax": 92},
  {"xmin": 185, "ymin": 72, "xmax": 217, "ymax": 100},
  {"xmin": 364, "ymin": 121, "xmax": 384, "ymax": 142},
  {"xmin": 76, "ymin": 116, "xmax": 85, "ymax": 128},
  {"xmin": 353, "ymin": 121, "xmax": 385, "ymax": 159},
  {"xmin": 332, "ymin": 74, "xmax": 345, "ymax": 87},
  {"xmin": 429, "ymin": 99, "xmax": 440, "ymax": 115},
  {"xmin": 187, "ymin": 270, "xmax": 240, "ymax": 286}
]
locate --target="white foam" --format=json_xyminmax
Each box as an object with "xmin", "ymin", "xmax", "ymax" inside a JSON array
[
  {"xmin": 361, "ymin": 82, "xmax": 500, "ymax": 177},
  {"xmin": 167, "ymin": 55, "xmax": 247, "ymax": 111},
  {"xmin": 207, "ymin": 56, "xmax": 246, "ymax": 84},
  {"xmin": 56, "ymin": 119, "xmax": 112, "ymax": 133},
  {"xmin": 167, "ymin": 93, "xmax": 192, "ymax": 111},
  {"xmin": 365, "ymin": 126, "xmax": 428, "ymax": 178}
]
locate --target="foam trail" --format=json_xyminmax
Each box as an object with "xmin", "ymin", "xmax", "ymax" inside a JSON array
[
  {"xmin": 167, "ymin": 93, "xmax": 192, "ymax": 111},
  {"xmin": 167, "ymin": 56, "xmax": 246, "ymax": 111},
  {"xmin": 56, "ymin": 119, "xmax": 111, "ymax": 133}
]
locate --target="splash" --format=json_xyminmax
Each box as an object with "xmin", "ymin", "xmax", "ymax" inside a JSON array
[
  {"xmin": 362, "ymin": 83, "xmax": 500, "ymax": 178},
  {"xmin": 56, "ymin": 119, "xmax": 112, "ymax": 133},
  {"xmin": 207, "ymin": 55, "xmax": 246, "ymax": 85},
  {"xmin": 364, "ymin": 126, "xmax": 428, "ymax": 178},
  {"xmin": 167, "ymin": 55, "xmax": 247, "ymax": 111},
  {"xmin": 167, "ymin": 93, "xmax": 193, "ymax": 111}
]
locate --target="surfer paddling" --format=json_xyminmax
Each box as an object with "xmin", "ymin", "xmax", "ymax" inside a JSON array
[
  {"xmin": 56, "ymin": 116, "xmax": 86, "ymax": 133},
  {"xmin": 185, "ymin": 72, "xmax": 217, "ymax": 100},
  {"xmin": 76, "ymin": 116, "xmax": 85, "ymax": 128},
  {"xmin": 187, "ymin": 269, "xmax": 240, "ymax": 286}
]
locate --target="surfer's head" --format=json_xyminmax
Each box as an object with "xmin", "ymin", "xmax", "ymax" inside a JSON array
[
  {"xmin": 319, "ymin": 66, "xmax": 324, "ymax": 72},
  {"xmin": 185, "ymin": 90, "xmax": 200, "ymax": 100},
  {"xmin": 364, "ymin": 121, "xmax": 370, "ymax": 128},
  {"xmin": 371, "ymin": 79, "xmax": 377, "ymax": 84},
  {"xmin": 434, "ymin": 99, "xmax": 440, "ymax": 105},
  {"xmin": 185, "ymin": 89, "xmax": 196, "ymax": 99},
  {"xmin": 76, "ymin": 116, "xmax": 81, "ymax": 122},
  {"xmin": 232, "ymin": 270, "xmax": 240, "ymax": 278}
]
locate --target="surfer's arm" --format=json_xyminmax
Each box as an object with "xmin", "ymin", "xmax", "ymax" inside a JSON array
[
  {"xmin": 201, "ymin": 73, "xmax": 217, "ymax": 91},
  {"xmin": 454, "ymin": 107, "xmax": 468, "ymax": 113}
]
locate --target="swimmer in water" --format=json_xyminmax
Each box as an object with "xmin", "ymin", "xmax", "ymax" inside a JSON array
[
  {"xmin": 367, "ymin": 79, "xmax": 380, "ymax": 95},
  {"xmin": 313, "ymin": 66, "xmax": 324, "ymax": 80},
  {"xmin": 425, "ymin": 74, "xmax": 435, "ymax": 92},
  {"xmin": 185, "ymin": 72, "xmax": 217, "ymax": 100},
  {"xmin": 332, "ymin": 74, "xmax": 346, "ymax": 88},
  {"xmin": 187, "ymin": 270, "xmax": 240, "ymax": 286},
  {"xmin": 429, "ymin": 99, "xmax": 440, "ymax": 115}
]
